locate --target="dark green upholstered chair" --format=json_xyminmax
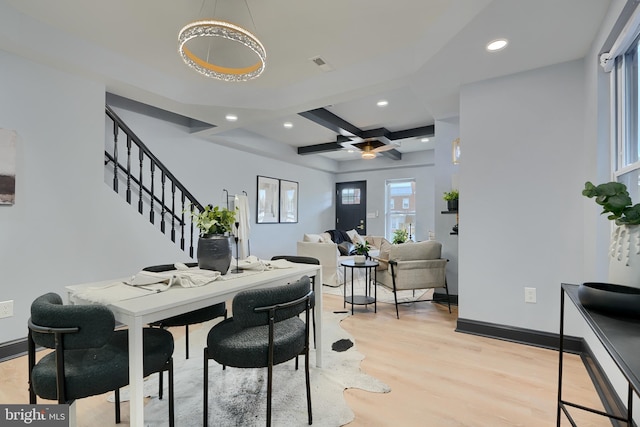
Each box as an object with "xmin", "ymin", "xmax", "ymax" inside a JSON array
[
  {"xmin": 270, "ymin": 255, "xmax": 319, "ymax": 347},
  {"xmin": 203, "ymin": 276, "xmax": 314, "ymax": 427},
  {"xmin": 27, "ymin": 292, "xmax": 175, "ymax": 426},
  {"xmin": 144, "ymin": 263, "xmax": 227, "ymax": 359}
]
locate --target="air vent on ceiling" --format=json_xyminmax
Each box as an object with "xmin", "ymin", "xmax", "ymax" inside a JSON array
[{"xmin": 310, "ymin": 56, "xmax": 333, "ymax": 72}]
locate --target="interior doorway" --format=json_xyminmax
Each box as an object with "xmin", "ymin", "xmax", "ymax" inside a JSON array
[{"xmin": 335, "ymin": 181, "xmax": 367, "ymax": 234}]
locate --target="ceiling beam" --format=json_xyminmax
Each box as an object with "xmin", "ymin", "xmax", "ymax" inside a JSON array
[
  {"xmin": 297, "ymin": 141, "xmax": 344, "ymax": 155},
  {"xmin": 297, "ymin": 107, "xmax": 432, "ymax": 161},
  {"xmin": 298, "ymin": 108, "xmax": 361, "ymax": 137},
  {"xmin": 388, "ymin": 125, "xmax": 435, "ymax": 140},
  {"xmin": 359, "ymin": 128, "xmax": 390, "ymax": 140}
]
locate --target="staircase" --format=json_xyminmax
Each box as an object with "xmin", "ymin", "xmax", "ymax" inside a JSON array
[{"xmin": 104, "ymin": 105, "xmax": 203, "ymax": 257}]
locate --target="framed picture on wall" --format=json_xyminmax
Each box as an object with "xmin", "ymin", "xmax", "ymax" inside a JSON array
[
  {"xmin": 256, "ymin": 175, "xmax": 280, "ymax": 223},
  {"xmin": 279, "ymin": 179, "xmax": 298, "ymax": 223}
]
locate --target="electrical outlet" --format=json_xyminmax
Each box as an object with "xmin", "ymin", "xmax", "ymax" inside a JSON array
[
  {"xmin": 524, "ymin": 287, "xmax": 536, "ymax": 304},
  {"xmin": 0, "ymin": 300, "xmax": 14, "ymax": 318}
]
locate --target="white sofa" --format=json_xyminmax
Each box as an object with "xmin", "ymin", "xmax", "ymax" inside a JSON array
[{"xmin": 296, "ymin": 231, "xmax": 383, "ymax": 286}]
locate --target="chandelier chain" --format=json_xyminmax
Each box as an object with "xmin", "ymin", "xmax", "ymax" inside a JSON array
[{"xmin": 243, "ymin": 0, "xmax": 258, "ymax": 33}]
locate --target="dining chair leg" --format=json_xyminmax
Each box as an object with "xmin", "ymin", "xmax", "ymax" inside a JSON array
[
  {"xmin": 203, "ymin": 347, "xmax": 209, "ymax": 427},
  {"xmin": 312, "ymin": 306, "xmax": 316, "ymax": 349},
  {"xmin": 184, "ymin": 325, "xmax": 190, "ymax": 359},
  {"xmin": 168, "ymin": 358, "xmax": 175, "ymax": 427},
  {"xmin": 267, "ymin": 364, "xmax": 273, "ymax": 427},
  {"xmin": 114, "ymin": 389, "xmax": 121, "ymax": 424},
  {"xmin": 158, "ymin": 371, "xmax": 164, "ymax": 400},
  {"xmin": 305, "ymin": 350, "xmax": 312, "ymax": 425}
]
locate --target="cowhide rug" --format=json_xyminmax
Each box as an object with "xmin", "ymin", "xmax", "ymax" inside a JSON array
[{"xmin": 114, "ymin": 310, "xmax": 390, "ymax": 426}]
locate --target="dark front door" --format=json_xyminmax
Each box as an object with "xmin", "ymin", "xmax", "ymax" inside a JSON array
[{"xmin": 335, "ymin": 181, "xmax": 367, "ymax": 234}]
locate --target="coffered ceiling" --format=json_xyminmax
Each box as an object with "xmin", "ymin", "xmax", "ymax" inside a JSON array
[{"xmin": 0, "ymin": 0, "xmax": 612, "ymax": 171}]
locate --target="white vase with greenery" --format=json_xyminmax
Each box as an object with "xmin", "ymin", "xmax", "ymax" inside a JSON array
[{"xmin": 583, "ymin": 181, "xmax": 640, "ymax": 288}]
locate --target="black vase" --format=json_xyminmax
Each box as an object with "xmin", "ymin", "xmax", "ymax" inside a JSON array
[
  {"xmin": 197, "ymin": 235, "xmax": 232, "ymax": 274},
  {"xmin": 447, "ymin": 200, "xmax": 458, "ymax": 211}
]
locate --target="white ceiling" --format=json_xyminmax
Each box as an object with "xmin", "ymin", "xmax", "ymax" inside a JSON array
[{"xmin": 0, "ymin": 0, "xmax": 612, "ymax": 170}]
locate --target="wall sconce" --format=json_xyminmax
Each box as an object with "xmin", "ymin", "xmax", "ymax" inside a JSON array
[{"xmin": 452, "ymin": 138, "xmax": 461, "ymax": 165}]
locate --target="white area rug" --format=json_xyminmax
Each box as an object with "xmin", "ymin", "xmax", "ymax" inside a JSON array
[{"xmin": 127, "ymin": 311, "xmax": 390, "ymax": 426}]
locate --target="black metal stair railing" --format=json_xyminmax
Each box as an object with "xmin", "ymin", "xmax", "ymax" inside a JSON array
[{"xmin": 104, "ymin": 105, "xmax": 203, "ymax": 257}]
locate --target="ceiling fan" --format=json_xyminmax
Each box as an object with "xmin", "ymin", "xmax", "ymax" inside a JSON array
[{"xmin": 352, "ymin": 140, "xmax": 398, "ymax": 159}]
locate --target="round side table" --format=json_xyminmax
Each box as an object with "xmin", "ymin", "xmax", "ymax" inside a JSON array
[{"xmin": 341, "ymin": 258, "xmax": 378, "ymax": 315}]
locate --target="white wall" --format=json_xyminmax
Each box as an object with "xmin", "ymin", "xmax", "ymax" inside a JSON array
[
  {"xmin": 457, "ymin": 0, "xmax": 637, "ymax": 414},
  {"xmin": 0, "ymin": 51, "xmax": 191, "ymax": 343},
  {"xmin": 458, "ymin": 59, "xmax": 587, "ymax": 333}
]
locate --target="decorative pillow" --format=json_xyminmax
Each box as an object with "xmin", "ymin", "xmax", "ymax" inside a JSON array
[
  {"xmin": 376, "ymin": 238, "xmax": 393, "ymax": 270},
  {"xmin": 303, "ymin": 233, "xmax": 324, "ymax": 243},
  {"xmin": 346, "ymin": 229, "xmax": 366, "ymax": 246},
  {"xmin": 337, "ymin": 241, "xmax": 355, "ymax": 256},
  {"xmin": 321, "ymin": 232, "xmax": 332, "ymax": 243}
]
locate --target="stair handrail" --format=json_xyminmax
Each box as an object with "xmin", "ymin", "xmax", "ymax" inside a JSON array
[{"xmin": 105, "ymin": 105, "xmax": 204, "ymax": 256}]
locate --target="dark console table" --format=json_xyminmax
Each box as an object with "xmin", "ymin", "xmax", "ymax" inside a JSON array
[{"xmin": 558, "ymin": 283, "xmax": 640, "ymax": 426}]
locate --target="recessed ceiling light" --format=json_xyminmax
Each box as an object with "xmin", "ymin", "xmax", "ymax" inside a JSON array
[
  {"xmin": 377, "ymin": 100, "xmax": 389, "ymax": 107},
  {"xmin": 486, "ymin": 39, "xmax": 508, "ymax": 52},
  {"xmin": 283, "ymin": 122, "xmax": 293, "ymax": 129},
  {"xmin": 421, "ymin": 138, "xmax": 430, "ymax": 142},
  {"xmin": 225, "ymin": 114, "xmax": 238, "ymax": 122}
]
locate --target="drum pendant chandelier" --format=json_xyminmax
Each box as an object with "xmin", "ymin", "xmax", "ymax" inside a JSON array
[{"xmin": 178, "ymin": 2, "xmax": 266, "ymax": 82}]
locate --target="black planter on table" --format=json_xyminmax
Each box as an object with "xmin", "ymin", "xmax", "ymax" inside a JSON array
[{"xmin": 197, "ymin": 234, "xmax": 232, "ymax": 274}]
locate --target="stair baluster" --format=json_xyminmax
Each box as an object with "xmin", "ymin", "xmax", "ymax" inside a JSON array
[{"xmin": 105, "ymin": 105, "xmax": 203, "ymax": 256}]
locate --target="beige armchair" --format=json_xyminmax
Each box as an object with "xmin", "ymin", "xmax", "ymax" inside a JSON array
[
  {"xmin": 296, "ymin": 234, "xmax": 383, "ymax": 286},
  {"xmin": 375, "ymin": 240, "xmax": 451, "ymax": 318}
]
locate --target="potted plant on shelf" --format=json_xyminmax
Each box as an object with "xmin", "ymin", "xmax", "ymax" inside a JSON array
[
  {"xmin": 583, "ymin": 181, "xmax": 640, "ymax": 288},
  {"xmin": 191, "ymin": 204, "xmax": 237, "ymax": 274},
  {"xmin": 392, "ymin": 228, "xmax": 408, "ymax": 244},
  {"xmin": 353, "ymin": 241, "xmax": 370, "ymax": 264},
  {"xmin": 443, "ymin": 189, "xmax": 459, "ymax": 211}
]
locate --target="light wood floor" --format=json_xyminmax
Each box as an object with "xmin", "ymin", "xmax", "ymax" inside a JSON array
[{"xmin": 0, "ymin": 293, "xmax": 610, "ymax": 426}]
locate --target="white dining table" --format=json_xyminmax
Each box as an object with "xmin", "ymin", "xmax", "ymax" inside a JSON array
[{"xmin": 66, "ymin": 262, "xmax": 323, "ymax": 427}]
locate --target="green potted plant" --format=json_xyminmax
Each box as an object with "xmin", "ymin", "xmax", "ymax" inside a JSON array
[
  {"xmin": 583, "ymin": 181, "xmax": 640, "ymax": 288},
  {"xmin": 392, "ymin": 228, "xmax": 408, "ymax": 244},
  {"xmin": 191, "ymin": 205, "xmax": 237, "ymax": 273},
  {"xmin": 353, "ymin": 240, "xmax": 371, "ymax": 264},
  {"xmin": 443, "ymin": 189, "xmax": 459, "ymax": 211},
  {"xmin": 192, "ymin": 204, "xmax": 236, "ymax": 236}
]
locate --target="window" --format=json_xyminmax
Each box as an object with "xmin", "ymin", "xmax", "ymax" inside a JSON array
[
  {"xmin": 612, "ymin": 36, "xmax": 640, "ymax": 201},
  {"xmin": 385, "ymin": 179, "xmax": 416, "ymax": 241},
  {"xmin": 607, "ymin": 7, "xmax": 640, "ymax": 196},
  {"xmin": 341, "ymin": 188, "xmax": 361, "ymax": 205},
  {"xmin": 622, "ymin": 44, "xmax": 639, "ymax": 168}
]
